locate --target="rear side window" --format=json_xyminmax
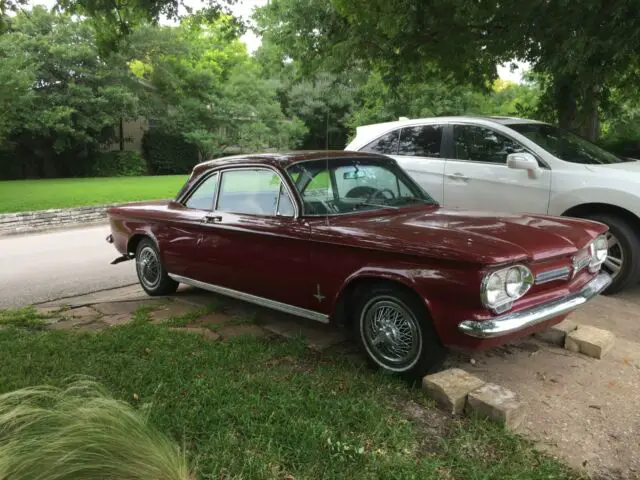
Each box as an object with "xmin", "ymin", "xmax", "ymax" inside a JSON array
[
  {"xmin": 398, "ymin": 125, "xmax": 443, "ymax": 157},
  {"xmin": 185, "ymin": 173, "xmax": 218, "ymax": 210},
  {"xmin": 217, "ymin": 169, "xmax": 294, "ymax": 217},
  {"xmin": 360, "ymin": 130, "xmax": 400, "ymax": 155}
]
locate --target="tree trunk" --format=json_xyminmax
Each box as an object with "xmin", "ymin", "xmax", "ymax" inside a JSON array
[
  {"xmin": 119, "ymin": 117, "xmax": 125, "ymax": 151},
  {"xmin": 553, "ymin": 76, "xmax": 601, "ymax": 142},
  {"xmin": 553, "ymin": 75, "xmax": 578, "ymax": 132},
  {"xmin": 580, "ymin": 84, "xmax": 600, "ymax": 142}
]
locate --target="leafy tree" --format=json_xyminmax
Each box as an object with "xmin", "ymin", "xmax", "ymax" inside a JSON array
[
  {"xmin": 54, "ymin": 0, "xmax": 241, "ymax": 52},
  {"xmin": 257, "ymin": 0, "xmax": 640, "ymax": 141},
  {"xmin": 127, "ymin": 16, "xmax": 306, "ymax": 159},
  {"xmin": 0, "ymin": 7, "xmax": 140, "ymax": 177}
]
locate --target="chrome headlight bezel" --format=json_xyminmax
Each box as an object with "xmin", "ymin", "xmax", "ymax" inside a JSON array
[
  {"xmin": 481, "ymin": 265, "xmax": 534, "ymax": 314},
  {"xmin": 588, "ymin": 235, "xmax": 608, "ymax": 273}
]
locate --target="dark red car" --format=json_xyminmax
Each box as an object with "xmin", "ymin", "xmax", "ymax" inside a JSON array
[{"xmin": 106, "ymin": 151, "xmax": 611, "ymax": 379}]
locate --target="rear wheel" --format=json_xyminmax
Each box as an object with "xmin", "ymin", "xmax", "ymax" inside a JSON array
[
  {"xmin": 135, "ymin": 238, "xmax": 179, "ymax": 296},
  {"xmin": 352, "ymin": 283, "xmax": 446, "ymax": 381},
  {"xmin": 583, "ymin": 213, "xmax": 640, "ymax": 294}
]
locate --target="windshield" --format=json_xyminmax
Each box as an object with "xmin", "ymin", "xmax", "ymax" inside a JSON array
[
  {"xmin": 509, "ymin": 123, "xmax": 631, "ymax": 165},
  {"xmin": 286, "ymin": 158, "xmax": 435, "ymax": 215}
]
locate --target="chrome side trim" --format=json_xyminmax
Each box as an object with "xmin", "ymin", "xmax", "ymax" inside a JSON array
[
  {"xmin": 168, "ymin": 274, "xmax": 329, "ymax": 324},
  {"xmin": 535, "ymin": 266, "xmax": 570, "ymax": 284},
  {"xmin": 458, "ymin": 272, "xmax": 611, "ymax": 338}
]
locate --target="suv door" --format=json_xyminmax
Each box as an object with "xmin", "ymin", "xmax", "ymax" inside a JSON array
[
  {"xmin": 360, "ymin": 124, "xmax": 446, "ymax": 203},
  {"xmin": 442, "ymin": 123, "xmax": 551, "ymax": 214}
]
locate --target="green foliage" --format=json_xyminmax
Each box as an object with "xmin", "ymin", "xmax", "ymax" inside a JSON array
[
  {"xmin": 128, "ymin": 17, "xmax": 306, "ymax": 159},
  {"xmin": 0, "ymin": 379, "xmax": 191, "ymax": 480},
  {"xmin": 89, "ymin": 151, "xmax": 147, "ymax": 177},
  {"xmin": 56, "ymin": 0, "xmax": 241, "ymax": 54},
  {"xmin": 256, "ymin": 0, "xmax": 640, "ymax": 141},
  {"xmin": 0, "ymin": 7, "xmax": 139, "ymax": 177},
  {"xmin": 142, "ymin": 130, "xmax": 200, "ymax": 175},
  {"xmin": 0, "ymin": 176, "xmax": 187, "ymax": 213},
  {"xmin": 0, "ymin": 307, "xmax": 50, "ymax": 330},
  {"xmin": 0, "ymin": 324, "xmax": 581, "ymax": 479}
]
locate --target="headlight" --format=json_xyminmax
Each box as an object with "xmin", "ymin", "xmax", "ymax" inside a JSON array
[
  {"xmin": 481, "ymin": 265, "xmax": 533, "ymax": 313},
  {"xmin": 588, "ymin": 235, "xmax": 608, "ymax": 272}
]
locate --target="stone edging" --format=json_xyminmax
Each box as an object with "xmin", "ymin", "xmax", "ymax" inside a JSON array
[
  {"xmin": 0, "ymin": 199, "xmax": 171, "ymax": 236},
  {"xmin": 422, "ymin": 321, "xmax": 616, "ymax": 429}
]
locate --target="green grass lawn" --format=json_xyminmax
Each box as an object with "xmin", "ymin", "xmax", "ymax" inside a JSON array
[
  {"xmin": 0, "ymin": 312, "xmax": 580, "ymax": 480},
  {"xmin": 0, "ymin": 176, "xmax": 188, "ymax": 213}
]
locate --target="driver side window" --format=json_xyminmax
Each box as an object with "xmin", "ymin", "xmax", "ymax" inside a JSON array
[{"xmin": 453, "ymin": 125, "xmax": 526, "ymax": 164}]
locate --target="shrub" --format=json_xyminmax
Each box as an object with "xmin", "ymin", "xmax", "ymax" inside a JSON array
[
  {"xmin": 0, "ymin": 378, "xmax": 192, "ymax": 480},
  {"xmin": 142, "ymin": 131, "xmax": 200, "ymax": 175},
  {"xmin": 90, "ymin": 151, "xmax": 148, "ymax": 177}
]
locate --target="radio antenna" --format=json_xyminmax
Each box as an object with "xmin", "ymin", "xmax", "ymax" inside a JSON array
[{"xmin": 325, "ymin": 108, "xmax": 329, "ymax": 227}]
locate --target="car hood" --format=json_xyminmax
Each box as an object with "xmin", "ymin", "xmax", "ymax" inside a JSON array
[
  {"xmin": 326, "ymin": 207, "xmax": 607, "ymax": 265},
  {"xmin": 584, "ymin": 160, "xmax": 640, "ymax": 174}
]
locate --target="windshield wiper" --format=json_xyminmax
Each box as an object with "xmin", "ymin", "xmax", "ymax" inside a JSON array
[
  {"xmin": 353, "ymin": 202, "xmax": 399, "ymax": 210},
  {"xmin": 396, "ymin": 196, "xmax": 432, "ymax": 204}
]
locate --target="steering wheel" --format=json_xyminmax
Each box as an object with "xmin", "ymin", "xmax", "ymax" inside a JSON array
[
  {"xmin": 345, "ymin": 186, "xmax": 396, "ymax": 201},
  {"xmin": 345, "ymin": 186, "xmax": 376, "ymax": 198},
  {"xmin": 368, "ymin": 188, "xmax": 396, "ymax": 201}
]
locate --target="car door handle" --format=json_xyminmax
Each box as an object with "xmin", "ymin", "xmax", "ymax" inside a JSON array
[
  {"xmin": 446, "ymin": 172, "xmax": 469, "ymax": 181},
  {"xmin": 201, "ymin": 215, "xmax": 222, "ymax": 224}
]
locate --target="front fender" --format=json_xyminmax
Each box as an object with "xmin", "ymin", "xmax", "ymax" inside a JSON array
[
  {"xmin": 550, "ymin": 188, "xmax": 640, "ymax": 219},
  {"xmin": 328, "ymin": 266, "xmax": 424, "ymax": 325}
]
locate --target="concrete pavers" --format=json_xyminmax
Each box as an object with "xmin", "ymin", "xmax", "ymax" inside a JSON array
[
  {"xmin": 564, "ymin": 324, "xmax": 616, "ymax": 359},
  {"xmin": 422, "ymin": 368, "xmax": 485, "ymax": 415}
]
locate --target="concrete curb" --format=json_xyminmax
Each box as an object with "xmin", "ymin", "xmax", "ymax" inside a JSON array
[{"xmin": 0, "ymin": 199, "xmax": 171, "ymax": 236}]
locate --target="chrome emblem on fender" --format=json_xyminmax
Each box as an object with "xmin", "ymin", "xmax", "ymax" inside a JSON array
[
  {"xmin": 570, "ymin": 256, "xmax": 579, "ymax": 279},
  {"xmin": 571, "ymin": 251, "xmax": 591, "ymax": 279},
  {"xmin": 313, "ymin": 284, "xmax": 325, "ymax": 303}
]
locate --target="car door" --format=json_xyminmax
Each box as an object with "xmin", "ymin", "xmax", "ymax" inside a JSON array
[
  {"xmin": 360, "ymin": 124, "xmax": 447, "ymax": 203},
  {"xmin": 159, "ymin": 172, "xmax": 222, "ymax": 280},
  {"xmin": 442, "ymin": 123, "xmax": 551, "ymax": 214},
  {"xmin": 195, "ymin": 166, "xmax": 313, "ymax": 309}
]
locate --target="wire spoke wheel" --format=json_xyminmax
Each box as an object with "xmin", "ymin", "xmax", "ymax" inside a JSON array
[
  {"xmin": 360, "ymin": 297, "xmax": 422, "ymax": 372},
  {"xmin": 604, "ymin": 232, "xmax": 624, "ymax": 279},
  {"xmin": 136, "ymin": 246, "xmax": 162, "ymax": 290}
]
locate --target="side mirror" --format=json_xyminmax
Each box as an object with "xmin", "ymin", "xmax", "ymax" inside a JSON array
[{"xmin": 507, "ymin": 152, "xmax": 542, "ymax": 179}]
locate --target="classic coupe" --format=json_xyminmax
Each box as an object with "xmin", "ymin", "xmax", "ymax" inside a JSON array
[{"xmin": 106, "ymin": 151, "xmax": 611, "ymax": 379}]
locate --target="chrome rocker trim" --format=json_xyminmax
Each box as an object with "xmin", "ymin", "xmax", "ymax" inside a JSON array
[
  {"xmin": 168, "ymin": 274, "xmax": 330, "ymax": 324},
  {"xmin": 458, "ymin": 272, "xmax": 611, "ymax": 339}
]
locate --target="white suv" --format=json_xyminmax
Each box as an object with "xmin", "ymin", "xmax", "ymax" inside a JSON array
[{"xmin": 345, "ymin": 116, "xmax": 640, "ymax": 293}]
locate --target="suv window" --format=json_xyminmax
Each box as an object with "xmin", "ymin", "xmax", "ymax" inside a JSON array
[
  {"xmin": 217, "ymin": 169, "xmax": 294, "ymax": 217},
  {"xmin": 453, "ymin": 125, "xmax": 526, "ymax": 164},
  {"xmin": 398, "ymin": 125, "xmax": 443, "ymax": 157},
  {"xmin": 185, "ymin": 173, "xmax": 218, "ymax": 210},
  {"xmin": 360, "ymin": 130, "xmax": 400, "ymax": 155}
]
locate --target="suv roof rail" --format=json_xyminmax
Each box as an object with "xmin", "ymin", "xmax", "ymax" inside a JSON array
[{"xmin": 398, "ymin": 116, "xmax": 409, "ymax": 121}]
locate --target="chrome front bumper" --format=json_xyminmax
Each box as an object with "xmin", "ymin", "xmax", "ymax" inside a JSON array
[{"xmin": 458, "ymin": 272, "xmax": 612, "ymax": 338}]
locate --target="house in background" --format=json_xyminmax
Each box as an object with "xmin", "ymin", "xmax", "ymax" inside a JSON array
[{"xmin": 102, "ymin": 117, "xmax": 150, "ymax": 153}]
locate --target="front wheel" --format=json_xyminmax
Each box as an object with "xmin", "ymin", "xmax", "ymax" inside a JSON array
[
  {"xmin": 135, "ymin": 238, "xmax": 179, "ymax": 296},
  {"xmin": 353, "ymin": 284, "xmax": 446, "ymax": 381},
  {"xmin": 583, "ymin": 213, "xmax": 640, "ymax": 294}
]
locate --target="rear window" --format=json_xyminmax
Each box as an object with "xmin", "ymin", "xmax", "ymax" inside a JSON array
[
  {"xmin": 398, "ymin": 125, "xmax": 443, "ymax": 157},
  {"xmin": 360, "ymin": 130, "xmax": 400, "ymax": 155}
]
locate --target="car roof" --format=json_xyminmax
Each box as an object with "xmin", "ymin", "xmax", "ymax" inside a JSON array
[
  {"xmin": 360, "ymin": 115, "xmax": 546, "ymax": 128},
  {"xmin": 346, "ymin": 115, "xmax": 548, "ymax": 150},
  {"xmin": 192, "ymin": 150, "xmax": 392, "ymax": 176}
]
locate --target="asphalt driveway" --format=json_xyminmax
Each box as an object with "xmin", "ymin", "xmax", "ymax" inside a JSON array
[{"xmin": 0, "ymin": 225, "xmax": 136, "ymax": 309}]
